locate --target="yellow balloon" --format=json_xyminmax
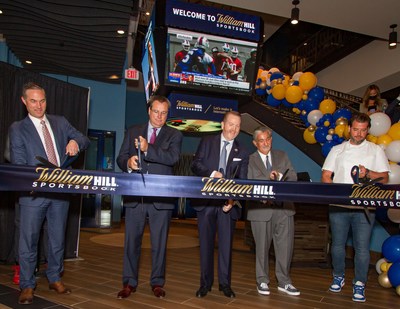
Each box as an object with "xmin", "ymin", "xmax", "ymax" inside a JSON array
[
  {"xmin": 271, "ymin": 84, "xmax": 286, "ymax": 100},
  {"xmin": 378, "ymin": 272, "xmax": 392, "ymax": 288},
  {"xmin": 335, "ymin": 117, "xmax": 348, "ymax": 126},
  {"xmin": 388, "ymin": 123, "xmax": 400, "ymax": 140},
  {"xmin": 334, "ymin": 124, "xmax": 346, "ymax": 137},
  {"xmin": 299, "ymin": 72, "xmax": 317, "ymax": 91},
  {"xmin": 343, "ymin": 125, "xmax": 350, "ymax": 140},
  {"xmin": 303, "ymin": 128, "xmax": 317, "ymax": 144},
  {"xmin": 380, "ymin": 262, "xmax": 392, "ymax": 272},
  {"xmin": 319, "ymin": 99, "xmax": 337, "ymax": 114},
  {"xmin": 367, "ymin": 134, "xmax": 378, "ymax": 143},
  {"xmin": 376, "ymin": 134, "xmax": 393, "ymax": 147},
  {"xmin": 396, "ymin": 285, "xmax": 400, "ymax": 296},
  {"xmin": 285, "ymin": 85, "xmax": 303, "ymax": 104}
]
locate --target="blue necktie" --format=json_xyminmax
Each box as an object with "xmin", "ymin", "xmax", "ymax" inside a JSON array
[{"xmin": 219, "ymin": 140, "xmax": 229, "ymax": 176}]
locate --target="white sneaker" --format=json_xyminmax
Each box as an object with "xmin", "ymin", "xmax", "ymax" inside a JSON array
[
  {"xmin": 278, "ymin": 283, "xmax": 300, "ymax": 296},
  {"xmin": 352, "ymin": 281, "xmax": 366, "ymax": 302},
  {"xmin": 257, "ymin": 282, "xmax": 270, "ymax": 295}
]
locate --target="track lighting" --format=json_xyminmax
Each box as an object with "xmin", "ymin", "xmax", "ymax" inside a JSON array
[
  {"xmin": 389, "ymin": 24, "xmax": 397, "ymax": 48},
  {"xmin": 291, "ymin": 0, "xmax": 300, "ymax": 25}
]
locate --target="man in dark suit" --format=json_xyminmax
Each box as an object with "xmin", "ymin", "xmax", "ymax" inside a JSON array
[
  {"xmin": 116, "ymin": 95, "xmax": 182, "ymax": 299},
  {"xmin": 247, "ymin": 126, "xmax": 300, "ymax": 297},
  {"xmin": 9, "ymin": 82, "xmax": 90, "ymax": 305},
  {"xmin": 191, "ymin": 111, "xmax": 249, "ymax": 298}
]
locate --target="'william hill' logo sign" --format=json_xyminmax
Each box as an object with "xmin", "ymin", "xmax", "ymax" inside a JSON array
[{"xmin": 33, "ymin": 167, "xmax": 118, "ymax": 192}]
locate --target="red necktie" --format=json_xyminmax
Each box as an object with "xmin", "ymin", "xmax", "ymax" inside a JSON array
[
  {"xmin": 150, "ymin": 128, "xmax": 157, "ymax": 144},
  {"xmin": 41, "ymin": 120, "xmax": 58, "ymax": 166}
]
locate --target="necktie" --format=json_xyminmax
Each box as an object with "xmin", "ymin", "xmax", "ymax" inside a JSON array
[
  {"xmin": 41, "ymin": 120, "xmax": 58, "ymax": 166},
  {"xmin": 218, "ymin": 140, "xmax": 229, "ymax": 176},
  {"xmin": 266, "ymin": 155, "xmax": 272, "ymax": 172},
  {"xmin": 150, "ymin": 127, "xmax": 157, "ymax": 144}
]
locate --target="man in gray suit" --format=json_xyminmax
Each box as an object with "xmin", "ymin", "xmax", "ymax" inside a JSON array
[
  {"xmin": 116, "ymin": 95, "xmax": 182, "ymax": 299},
  {"xmin": 247, "ymin": 126, "xmax": 300, "ymax": 296}
]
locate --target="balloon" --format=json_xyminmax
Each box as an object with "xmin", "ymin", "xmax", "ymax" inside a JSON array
[
  {"xmin": 335, "ymin": 117, "xmax": 348, "ymax": 126},
  {"xmin": 303, "ymin": 97, "xmax": 320, "ymax": 113},
  {"xmin": 266, "ymin": 94, "xmax": 281, "ymax": 107},
  {"xmin": 308, "ymin": 86, "xmax": 325, "ymax": 102},
  {"xmin": 269, "ymin": 67, "xmax": 280, "ymax": 74},
  {"xmin": 386, "ymin": 140, "xmax": 400, "ymax": 163},
  {"xmin": 382, "ymin": 235, "xmax": 400, "ymax": 263},
  {"xmin": 388, "ymin": 123, "xmax": 400, "ymax": 140},
  {"xmin": 321, "ymin": 140, "xmax": 338, "ymax": 157},
  {"xmin": 303, "ymin": 127, "xmax": 317, "ymax": 144},
  {"xmin": 285, "ymin": 85, "xmax": 303, "ymax": 104},
  {"xmin": 270, "ymin": 72, "xmax": 284, "ymax": 82},
  {"xmin": 388, "ymin": 261, "xmax": 400, "ymax": 287},
  {"xmin": 396, "ymin": 285, "xmax": 400, "ymax": 296},
  {"xmin": 366, "ymin": 134, "xmax": 378, "ymax": 143},
  {"xmin": 299, "ymin": 72, "xmax": 317, "ymax": 91},
  {"xmin": 378, "ymin": 272, "xmax": 392, "ymax": 288},
  {"xmin": 388, "ymin": 209, "xmax": 400, "ymax": 223},
  {"xmin": 314, "ymin": 126, "xmax": 329, "ymax": 143},
  {"xmin": 380, "ymin": 261, "xmax": 393, "ymax": 272},
  {"xmin": 376, "ymin": 258, "xmax": 388, "ymax": 274},
  {"xmin": 369, "ymin": 112, "xmax": 392, "ymax": 136},
  {"xmin": 271, "ymin": 84, "xmax": 286, "ymax": 100},
  {"xmin": 319, "ymin": 99, "xmax": 336, "ymax": 114},
  {"xmin": 334, "ymin": 124, "xmax": 346, "ymax": 138},
  {"xmin": 388, "ymin": 164, "xmax": 400, "ymax": 184},
  {"xmin": 333, "ymin": 108, "xmax": 352, "ymax": 121},
  {"xmin": 307, "ymin": 110, "xmax": 323, "ymax": 126},
  {"xmin": 292, "ymin": 71, "xmax": 303, "ymax": 81},
  {"xmin": 376, "ymin": 134, "xmax": 393, "ymax": 147}
]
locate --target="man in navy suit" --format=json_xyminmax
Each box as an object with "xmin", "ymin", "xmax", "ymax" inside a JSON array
[
  {"xmin": 9, "ymin": 82, "xmax": 90, "ymax": 305},
  {"xmin": 191, "ymin": 111, "xmax": 249, "ymax": 298},
  {"xmin": 116, "ymin": 95, "xmax": 182, "ymax": 299}
]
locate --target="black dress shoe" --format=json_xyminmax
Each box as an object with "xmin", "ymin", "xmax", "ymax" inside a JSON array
[
  {"xmin": 219, "ymin": 284, "xmax": 235, "ymax": 298},
  {"xmin": 196, "ymin": 286, "xmax": 211, "ymax": 298}
]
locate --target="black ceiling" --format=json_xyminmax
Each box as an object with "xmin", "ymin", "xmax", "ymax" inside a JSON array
[{"xmin": 0, "ymin": 0, "xmax": 139, "ymax": 84}]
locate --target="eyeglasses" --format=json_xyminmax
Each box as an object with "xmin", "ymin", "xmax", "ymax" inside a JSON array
[{"xmin": 151, "ymin": 109, "xmax": 168, "ymax": 116}]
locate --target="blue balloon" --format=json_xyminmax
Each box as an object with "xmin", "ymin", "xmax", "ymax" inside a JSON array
[
  {"xmin": 281, "ymin": 98, "xmax": 292, "ymax": 108},
  {"xmin": 266, "ymin": 94, "xmax": 281, "ymax": 107},
  {"xmin": 303, "ymin": 97, "xmax": 320, "ymax": 113},
  {"xmin": 314, "ymin": 126, "xmax": 329, "ymax": 143},
  {"xmin": 270, "ymin": 72, "xmax": 284, "ymax": 81},
  {"xmin": 388, "ymin": 261, "xmax": 400, "ymax": 287},
  {"xmin": 308, "ymin": 86, "xmax": 325, "ymax": 102},
  {"xmin": 321, "ymin": 140, "xmax": 338, "ymax": 157},
  {"xmin": 333, "ymin": 108, "xmax": 352, "ymax": 121},
  {"xmin": 382, "ymin": 235, "xmax": 400, "ymax": 263},
  {"xmin": 255, "ymin": 88, "xmax": 266, "ymax": 96}
]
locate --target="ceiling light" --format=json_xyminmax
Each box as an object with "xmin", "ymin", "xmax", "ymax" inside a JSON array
[
  {"xmin": 291, "ymin": 0, "xmax": 300, "ymax": 25},
  {"xmin": 109, "ymin": 75, "xmax": 119, "ymax": 79},
  {"xmin": 0, "ymin": 10, "xmax": 3, "ymax": 14},
  {"xmin": 117, "ymin": 29, "xmax": 125, "ymax": 35},
  {"xmin": 25, "ymin": 60, "xmax": 32, "ymax": 64},
  {"xmin": 389, "ymin": 24, "xmax": 397, "ymax": 48}
]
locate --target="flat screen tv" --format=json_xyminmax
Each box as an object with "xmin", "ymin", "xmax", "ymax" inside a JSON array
[
  {"xmin": 165, "ymin": 27, "xmax": 258, "ymax": 96},
  {"xmin": 141, "ymin": 21, "xmax": 160, "ymax": 101}
]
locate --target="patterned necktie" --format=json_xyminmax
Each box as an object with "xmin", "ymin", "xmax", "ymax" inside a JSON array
[
  {"xmin": 149, "ymin": 127, "xmax": 157, "ymax": 144},
  {"xmin": 266, "ymin": 155, "xmax": 272, "ymax": 172},
  {"xmin": 41, "ymin": 120, "xmax": 58, "ymax": 166},
  {"xmin": 218, "ymin": 140, "xmax": 229, "ymax": 176}
]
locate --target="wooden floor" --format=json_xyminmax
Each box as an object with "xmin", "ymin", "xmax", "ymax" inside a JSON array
[{"xmin": 0, "ymin": 219, "xmax": 397, "ymax": 309}]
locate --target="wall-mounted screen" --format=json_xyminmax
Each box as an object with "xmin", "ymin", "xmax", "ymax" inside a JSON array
[
  {"xmin": 141, "ymin": 21, "xmax": 160, "ymax": 101},
  {"xmin": 165, "ymin": 27, "xmax": 258, "ymax": 96}
]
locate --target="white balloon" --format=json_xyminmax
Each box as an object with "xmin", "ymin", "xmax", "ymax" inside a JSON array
[
  {"xmin": 376, "ymin": 257, "xmax": 388, "ymax": 274},
  {"xmin": 386, "ymin": 141, "xmax": 400, "ymax": 163},
  {"xmin": 307, "ymin": 109, "xmax": 323, "ymax": 126},
  {"xmin": 369, "ymin": 112, "xmax": 392, "ymax": 136},
  {"xmin": 388, "ymin": 208, "xmax": 400, "ymax": 223},
  {"xmin": 388, "ymin": 163, "xmax": 400, "ymax": 184},
  {"xmin": 292, "ymin": 71, "xmax": 303, "ymax": 81}
]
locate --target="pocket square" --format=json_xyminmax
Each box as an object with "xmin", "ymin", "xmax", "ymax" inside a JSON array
[{"xmin": 233, "ymin": 158, "xmax": 242, "ymax": 162}]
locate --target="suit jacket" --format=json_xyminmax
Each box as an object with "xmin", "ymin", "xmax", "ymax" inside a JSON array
[
  {"xmin": 117, "ymin": 122, "xmax": 182, "ymax": 210},
  {"xmin": 9, "ymin": 114, "xmax": 90, "ymax": 204},
  {"xmin": 191, "ymin": 134, "xmax": 249, "ymax": 219},
  {"xmin": 247, "ymin": 149, "xmax": 297, "ymax": 221}
]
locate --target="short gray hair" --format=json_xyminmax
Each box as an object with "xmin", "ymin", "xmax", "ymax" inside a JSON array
[{"xmin": 253, "ymin": 126, "xmax": 272, "ymax": 140}]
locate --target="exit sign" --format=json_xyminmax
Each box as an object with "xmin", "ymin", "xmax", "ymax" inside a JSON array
[{"xmin": 125, "ymin": 68, "xmax": 139, "ymax": 80}]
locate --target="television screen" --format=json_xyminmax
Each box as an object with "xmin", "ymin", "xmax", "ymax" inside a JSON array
[
  {"xmin": 165, "ymin": 27, "xmax": 258, "ymax": 96},
  {"xmin": 141, "ymin": 21, "xmax": 160, "ymax": 101}
]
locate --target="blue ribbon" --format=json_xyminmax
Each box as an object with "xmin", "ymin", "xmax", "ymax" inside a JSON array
[{"xmin": 0, "ymin": 164, "xmax": 399, "ymax": 209}]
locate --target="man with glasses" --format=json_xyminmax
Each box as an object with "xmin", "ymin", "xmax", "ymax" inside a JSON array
[{"xmin": 116, "ymin": 95, "xmax": 183, "ymax": 299}]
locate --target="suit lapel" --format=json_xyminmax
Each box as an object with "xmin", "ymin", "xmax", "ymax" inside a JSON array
[
  {"xmin": 255, "ymin": 152, "xmax": 270, "ymax": 178},
  {"xmin": 24, "ymin": 117, "xmax": 47, "ymax": 157}
]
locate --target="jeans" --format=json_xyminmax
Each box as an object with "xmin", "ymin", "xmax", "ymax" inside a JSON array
[{"xmin": 329, "ymin": 206, "xmax": 375, "ymax": 284}]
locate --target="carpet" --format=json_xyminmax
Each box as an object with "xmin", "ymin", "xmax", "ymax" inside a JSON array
[{"xmin": 90, "ymin": 233, "xmax": 199, "ymax": 249}]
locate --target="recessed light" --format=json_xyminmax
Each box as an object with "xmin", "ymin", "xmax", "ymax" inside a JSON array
[
  {"xmin": 109, "ymin": 75, "xmax": 119, "ymax": 79},
  {"xmin": 145, "ymin": 11, "xmax": 150, "ymax": 16},
  {"xmin": 25, "ymin": 60, "xmax": 32, "ymax": 64},
  {"xmin": 0, "ymin": 10, "xmax": 3, "ymax": 14},
  {"xmin": 117, "ymin": 30, "xmax": 125, "ymax": 35}
]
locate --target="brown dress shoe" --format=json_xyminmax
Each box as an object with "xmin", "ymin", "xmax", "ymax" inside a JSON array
[
  {"xmin": 19, "ymin": 288, "xmax": 34, "ymax": 305},
  {"xmin": 152, "ymin": 285, "xmax": 166, "ymax": 298},
  {"xmin": 49, "ymin": 281, "xmax": 71, "ymax": 294},
  {"xmin": 117, "ymin": 285, "xmax": 136, "ymax": 299}
]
